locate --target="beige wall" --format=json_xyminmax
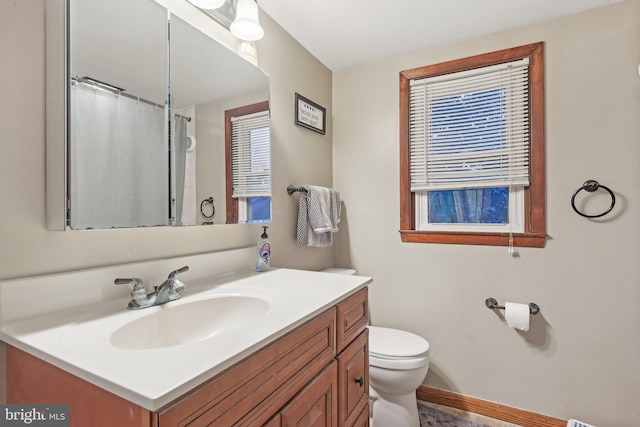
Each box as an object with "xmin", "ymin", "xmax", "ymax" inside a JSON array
[{"xmin": 333, "ymin": 1, "xmax": 640, "ymax": 425}]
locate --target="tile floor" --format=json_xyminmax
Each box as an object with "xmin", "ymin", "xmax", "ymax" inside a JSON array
[{"xmin": 418, "ymin": 401, "xmax": 523, "ymax": 427}]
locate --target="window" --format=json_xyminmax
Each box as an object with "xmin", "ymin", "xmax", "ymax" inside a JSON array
[
  {"xmin": 225, "ymin": 101, "xmax": 271, "ymax": 224},
  {"xmin": 399, "ymin": 43, "xmax": 546, "ymax": 247}
]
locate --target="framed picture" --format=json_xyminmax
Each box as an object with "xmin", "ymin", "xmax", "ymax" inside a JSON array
[{"xmin": 295, "ymin": 93, "xmax": 326, "ymax": 135}]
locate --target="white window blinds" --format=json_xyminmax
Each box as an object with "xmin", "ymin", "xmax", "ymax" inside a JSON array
[
  {"xmin": 409, "ymin": 58, "xmax": 530, "ymax": 191},
  {"xmin": 231, "ymin": 110, "xmax": 271, "ymax": 198}
]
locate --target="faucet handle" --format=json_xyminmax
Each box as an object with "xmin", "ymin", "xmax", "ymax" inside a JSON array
[
  {"xmin": 168, "ymin": 266, "xmax": 189, "ymax": 279},
  {"xmin": 114, "ymin": 278, "xmax": 147, "ymax": 302}
]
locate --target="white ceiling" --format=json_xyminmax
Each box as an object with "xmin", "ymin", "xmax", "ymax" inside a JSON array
[{"xmin": 258, "ymin": 0, "xmax": 623, "ymax": 71}]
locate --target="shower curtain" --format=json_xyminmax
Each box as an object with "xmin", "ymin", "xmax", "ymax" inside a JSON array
[
  {"xmin": 173, "ymin": 115, "xmax": 188, "ymax": 226},
  {"xmin": 70, "ymin": 83, "xmax": 169, "ymax": 229}
]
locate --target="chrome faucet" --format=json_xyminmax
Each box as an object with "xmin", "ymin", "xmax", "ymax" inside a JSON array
[{"xmin": 115, "ymin": 266, "xmax": 189, "ymax": 310}]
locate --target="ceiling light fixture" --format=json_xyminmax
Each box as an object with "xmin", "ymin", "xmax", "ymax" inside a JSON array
[
  {"xmin": 187, "ymin": 0, "xmax": 225, "ymax": 10},
  {"xmin": 230, "ymin": 0, "xmax": 264, "ymax": 41}
]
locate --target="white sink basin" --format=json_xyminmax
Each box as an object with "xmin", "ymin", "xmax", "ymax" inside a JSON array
[{"xmin": 109, "ymin": 295, "xmax": 271, "ymax": 349}]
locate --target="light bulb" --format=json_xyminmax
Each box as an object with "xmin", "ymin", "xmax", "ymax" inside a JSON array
[
  {"xmin": 188, "ymin": 0, "xmax": 225, "ymax": 10},
  {"xmin": 230, "ymin": 0, "xmax": 264, "ymax": 41}
]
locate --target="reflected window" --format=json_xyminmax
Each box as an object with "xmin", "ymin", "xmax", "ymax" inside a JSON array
[
  {"xmin": 225, "ymin": 101, "xmax": 271, "ymax": 224},
  {"xmin": 246, "ymin": 197, "xmax": 271, "ymax": 223}
]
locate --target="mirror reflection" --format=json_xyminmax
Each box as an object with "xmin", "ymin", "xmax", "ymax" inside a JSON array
[{"xmin": 68, "ymin": 0, "xmax": 271, "ymax": 229}]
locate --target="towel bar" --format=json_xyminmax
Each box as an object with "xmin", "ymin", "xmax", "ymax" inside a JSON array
[{"xmin": 287, "ymin": 185, "xmax": 308, "ymax": 196}]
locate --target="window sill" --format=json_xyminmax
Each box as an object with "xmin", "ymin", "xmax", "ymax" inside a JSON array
[{"xmin": 399, "ymin": 230, "xmax": 547, "ymax": 248}]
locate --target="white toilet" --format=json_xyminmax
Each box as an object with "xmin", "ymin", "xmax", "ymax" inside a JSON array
[
  {"xmin": 368, "ymin": 326, "xmax": 430, "ymax": 427},
  {"xmin": 321, "ymin": 268, "xmax": 431, "ymax": 427}
]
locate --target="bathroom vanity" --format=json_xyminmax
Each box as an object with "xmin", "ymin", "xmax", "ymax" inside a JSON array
[{"xmin": 1, "ymin": 261, "xmax": 371, "ymax": 427}]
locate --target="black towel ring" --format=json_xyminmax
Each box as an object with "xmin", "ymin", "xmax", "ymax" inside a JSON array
[
  {"xmin": 200, "ymin": 197, "xmax": 215, "ymax": 220},
  {"xmin": 571, "ymin": 180, "xmax": 615, "ymax": 218}
]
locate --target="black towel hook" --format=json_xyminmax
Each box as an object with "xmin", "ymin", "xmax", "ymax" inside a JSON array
[{"xmin": 571, "ymin": 180, "xmax": 615, "ymax": 218}]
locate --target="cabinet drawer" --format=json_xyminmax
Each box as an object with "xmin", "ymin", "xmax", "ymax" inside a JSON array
[
  {"xmin": 336, "ymin": 288, "xmax": 368, "ymax": 353},
  {"xmin": 337, "ymin": 329, "xmax": 368, "ymax": 427},
  {"xmin": 158, "ymin": 308, "xmax": 336, "ymax": 426}
]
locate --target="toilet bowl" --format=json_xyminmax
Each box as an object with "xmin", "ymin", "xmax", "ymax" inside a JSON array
[
  {"xmin": 321, "ymin": 268, "xmax": 430, "ymax": 427},
  {"xmin": 368, "ymin": 326, "xmax": 430, "ymax": 427}
]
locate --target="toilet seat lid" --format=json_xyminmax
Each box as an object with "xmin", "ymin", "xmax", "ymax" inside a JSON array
[{"xmin": 368, "ymin": 326, "xmax": 430, "ymax": 359}]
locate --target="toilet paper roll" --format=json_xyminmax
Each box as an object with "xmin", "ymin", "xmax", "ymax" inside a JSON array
[{"xmin": 505, "ymin": 302, "xmax": 530, "ymax": 331}]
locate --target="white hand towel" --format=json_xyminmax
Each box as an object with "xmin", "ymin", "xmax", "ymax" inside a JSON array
[
  {"xmin": 308, "ymin": 186, "xmax": 333, "ymax": 232},
  {"xmin": 296, "ymin": 186, "xmax": 341, "ymax": 247}
]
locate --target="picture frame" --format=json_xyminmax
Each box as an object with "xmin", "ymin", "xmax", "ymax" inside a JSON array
[{"xmin": 294, "ymin": 93, "xmax": 326, "ymax": 135}]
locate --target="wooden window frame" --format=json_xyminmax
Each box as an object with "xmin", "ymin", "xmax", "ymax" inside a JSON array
[
  {"xmin": 225, "ymin": 100, "xmax": 270, "ymax": 224},
  {"xmin": 399, "ymin": 42, "xmax": 546, "ymax": 248}
]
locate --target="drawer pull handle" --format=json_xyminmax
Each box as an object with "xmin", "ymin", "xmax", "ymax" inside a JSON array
[{"xmin": 354, "ymin": 376, "xmax": 364, "ymax": 387}]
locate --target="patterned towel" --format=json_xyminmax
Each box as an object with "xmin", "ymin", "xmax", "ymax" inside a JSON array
[{"xmin": 296, "ymin": 186, "xmax": 341, "ymax": 247}]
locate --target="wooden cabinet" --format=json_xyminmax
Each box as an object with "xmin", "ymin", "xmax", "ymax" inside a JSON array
[
  {"xmin": 7, "ymin": 346, "xmax": 152, "ymax": 427},
  {"xmin": 7, "ymin": 287, "xmax": 369, "ymax": 427},
  {"xmin": 338, "ymin": 330, "xmax": 368, "ymax": 427},
  {"xmin": 271, "ymin": 287, "xmax": 369, "ymax": 427},
  {"xmin": 335, "ymin": 288, "xmax": 369, "ymax": 427},
  {"xmin": 157, "ymin": 308, "xmax": 337, "ymax": 426}
]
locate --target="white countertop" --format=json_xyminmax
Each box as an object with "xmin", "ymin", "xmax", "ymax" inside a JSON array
[{"xmin": 0, "ymin": 268, "xmax": 371, "ymax": 411}]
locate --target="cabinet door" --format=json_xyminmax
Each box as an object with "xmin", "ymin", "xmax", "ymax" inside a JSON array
[
  {"xmin": 349, "ymin": 404, "xmax": 370, "ymax": 427},
  {"xmin": 280, "ymin": 361, "xmax": 338, "ymax": 427},
  {"xmin": 337, "ymin": 329, "xmax": 369, "ymax": 427}
]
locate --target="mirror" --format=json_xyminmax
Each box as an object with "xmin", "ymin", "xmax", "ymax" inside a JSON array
[
  {"xmin": 170, "ymin": 13, "xmax": 271, "ymax": 226},
  {"xmin": 67, "ymin": 0, "xmax": 270, "ymax": 229}
]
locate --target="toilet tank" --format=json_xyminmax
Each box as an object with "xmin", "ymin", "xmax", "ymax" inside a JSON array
[{"xmin": 322, "ymin": 268, "xmax": 357, "ymax": 275}]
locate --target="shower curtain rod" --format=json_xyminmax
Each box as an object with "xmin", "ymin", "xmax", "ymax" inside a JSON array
[{"xmin": 72, "ymin": 77, "xmax": 191, "ymax": 122}]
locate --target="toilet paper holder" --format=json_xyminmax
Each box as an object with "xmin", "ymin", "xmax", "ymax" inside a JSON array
[{"xmin": 485, "ymin": 298, "xmax": 539, "ymax": 315}]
